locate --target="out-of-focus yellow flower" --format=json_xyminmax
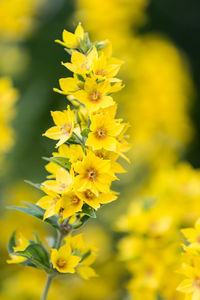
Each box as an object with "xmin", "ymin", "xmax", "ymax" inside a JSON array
[{"xmin": 7, "ymin": 232, "xmax": 29, "ymax": 264}]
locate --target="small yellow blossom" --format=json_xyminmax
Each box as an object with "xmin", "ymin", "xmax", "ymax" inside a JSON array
[
  {"xmin": 74, "ymin": 77, "xmax": 114, "ymax": 113},
  {"xmin": 7, "ymin": 232, "xmax": 29, "ymax": 264},
  {"xmin": 55, "ymin": 23, "xmax": 84, "ymax": 49},
  {"xmin": 43, "ymin": 106, "xmax": 75, "ymax": 147},
  {"xmin": 37, "ymin": 188, "xmax": 61, "ymax": 220},
  {"xmin": 73, "ymin": 151, "xmax": 113, "ymax": 195},
  {"xmin": 42, "ymin": 167, "xmax": 73, "ymax": 194},
  {"xmin": 77, "ymin": 189, "xmax": 117, "ymax": 210},
  {"xmin": 86, "ymin": 111, "xmax": 123, "ymax": 151},
  {"xmin": 62, "ymin": 46, "xmax": 97, "ymax": 75},
  {"xmin": 51, "ymin": 244, "xmax": 81, "ymax": 273},
  {"xmin": 58, "ymin": 190, "xmax": 83, "ymax": 219}
]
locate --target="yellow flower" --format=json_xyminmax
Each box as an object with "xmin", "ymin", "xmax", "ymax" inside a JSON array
[
  {"xmin": 37, "ymin": 188, "xmax": 61, "ymax": 220},
  {"xmin": 51, "ymin": 244, "xmax": 81, "ymax": 273},
  {"xmin": 177, "ymin": 256, "xmax": 200, "ymax": 300},
  {"xmin": 64, "ymin": 234, "xmax": 98, "ymax": 279},
  {"xmin": 182, "ymin": 218, "xmax": 200, "ymax": 246},
  {"xmin": 92, "ymin": 53, "xmax": 123, "ymax": 81},
  {"xmin": 58, "ymin": 190, "xmax": 83, "ymax": 219},
  {"xmin": 7, "ymin": 231, "xmax": 29, "ymax": 264},
  {"xmin": 43, "ymin": 106, "xmax": 75, "ymax": 147},
  {"xmin": 73, "ymin": 151, "xmax": 112, "ymax": 195},
  {"xmin": 94, "ymin": 149, "xmax": 126, "ymax": 174},
  {"xmin": 86, "ymin": 111, "xmax": 123, "ymax": 151},
  {"xmin": 77, "ymin": 251, "xmax": 98, "ymax": 280},
  {"xmin": 74, "ymin": 77, "xmax": 114, "ymax": 113},
  {"xmin": 55, "ymin": 23, "xmax": 84, "ymax": 49},
  {"xmin": 54, "ymin": 75, "xmax": 84, "ymax": 95},
  {"xmin": 42, "ymin": 167, "xmax": 73, "ymax": 194},
  {"xmin": 77, "ymin": 189, "xmax": 117, "ymax": 210},
  {"xmin": 63, "ymin": 46, "xmax": 97, "ymax": 75}
]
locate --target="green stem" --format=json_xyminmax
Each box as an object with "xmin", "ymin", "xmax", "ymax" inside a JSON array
[
  {"xmin": 55, "ymin": 230, "xmax": 63, "ymax": 249},
  {"xmin": 40, "ymin": 231, "xmax": 64, "ymax": 300},
  {"xmin": 40, "ymin": 275, "xmax": 53, "ymax": 300}
]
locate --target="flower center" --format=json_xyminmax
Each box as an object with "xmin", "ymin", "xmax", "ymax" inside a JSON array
[
  {"xmin": 95, "ymin": 69, "xmax": 106, "ymax": 76},
  {"xmin": 89, "ymin": 91, "xmax": 101, "ymax": 103},
  {"xmin": 56, "ymin": 258, "xmax": 67, "ymax": 269},
  {"xmin": 86, "ymin": 168, "xmax": 97, "ymax": 181},
  {"xmin": 61, "ymin": 123, "xmax": 72, "ymax": 136},
  {"xmin": 71, "ymin": 195, "xmax": 81, "ymax": 205},
  {"xmin": 95, "ymin": 127, "xmax": 107, "ymax": 139},
  {"xmin": 81, "ymin": 61, "xmax": 90, "ymax": 71},
  {"xmin": 193, "ymin": 278, "xmax": 200, "ymax": 288},
  {"xmin": 84, "ymin": 189, "xmax": 95, "ymax": 200}
]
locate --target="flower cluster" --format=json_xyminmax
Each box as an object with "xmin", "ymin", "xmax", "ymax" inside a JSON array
[
  {"xmin": 7, "ymin": 23, "xmax": 128, "ymax": 299},
  {"xmin": 40, "ymin": 23, "xmax": 129, "ymax": 224},
  {"xmin": 177, "ymin": 219, "xmax": 200, "ymax": 300}
]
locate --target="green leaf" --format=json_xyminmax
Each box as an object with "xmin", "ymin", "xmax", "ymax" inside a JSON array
[
  {"xmin": 76, "ymin": 74, "xmax": 85, "ymax": 82},
  {"xmin": 81, "ymin": 204, "xmax": 96, "ymax": 218},
  {"xmin": 8, "ymin": 230, "xmax": 16, "ymax": 254},
  {"xmin": 7, "ymin": 202, "xmax": 60, "ymax": 229},
  {"xmin": 81, "ymin": 128, "xmax": 91, "ymax": 138},
  {"xmin": 15, "ymin": 244, "xmax": 54, "ymax": 274},
  {"xmin": 80, "ymin": 250, "xmax": 91, "ymax": 263},
  {"xmin": 24, "ymin": 180, "xmax": 42, "ymax": 191},
  {"xmin": 43, "ymin": 156, "xmax": 71, "ymax": 171}
]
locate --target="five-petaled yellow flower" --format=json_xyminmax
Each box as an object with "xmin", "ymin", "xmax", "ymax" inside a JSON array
[
  {"xmin": 51, "ymin": 244, "xmax": 81, "ymax": 273},
  {"xmin": 55, "ymin": 23, "xmax": 84, "ymax": 49},
  {"xmin": 73, "ymin": 151, "xmax": 113, "ymax": 195},
  {"xmin": 43, "ymin": 106, "xmax": 75, "ymax": 147}
]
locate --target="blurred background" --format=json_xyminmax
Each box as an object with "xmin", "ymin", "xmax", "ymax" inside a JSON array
[{"xmin": 1, "ymin": 0, "xmax": 200, "ymax": 299}]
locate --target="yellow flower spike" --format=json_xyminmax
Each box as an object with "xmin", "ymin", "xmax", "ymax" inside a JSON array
[
  {"xmin": 77, "ymin": 189, "xmax": 117, "ymax": 210},
  {"xmin": 55, "ymin": 23, "xmax": 84, "ymax": 49},
  {"xmin": 51, "ymin": 244, "xmax": 81, "ymax": 273},
  {"xmin": 74, "ymin": 77, "xmax": 115, "ymax": 113},
  {"xmin": 7, "ymin": 232, "xmax": 29, "ymax": 264},
  {"xmin": 86, "ymin": 112, "xmax": 123, "ymax": 152},
  {"xmin": 58, "ymin": 190, "xmax": 83, "ymax": 219},
  {"xmin": 42, "ymin": 167, "xmax": 73, "ymax": 194},
  {"xmin": 73, "ymin": 151, "xmax": 113, "ymax": 195},
  {"xmin": 37, "ymin": 188, "xmax": 61, "ymax": 220},
  {"xmin": 43, "ymin": 106, "xmax": 75, "ymax": 147}
]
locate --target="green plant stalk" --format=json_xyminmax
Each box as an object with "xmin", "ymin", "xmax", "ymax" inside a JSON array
[
  {"xmin": 40, "ymin": 275, "xmax": 54, "ymax": 300},
  {"xmin": 40, "ymin": 230, "xmax": 64, "ymax": 300}
]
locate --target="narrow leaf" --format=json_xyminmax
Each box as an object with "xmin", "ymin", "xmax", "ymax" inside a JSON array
[
  {"xmin": 42, "ymin": 156, "xmax": 71, "ymax": 171},
  {"xmin": 81, "ymin": 204, "xmax": 96, "ymax": 218}
]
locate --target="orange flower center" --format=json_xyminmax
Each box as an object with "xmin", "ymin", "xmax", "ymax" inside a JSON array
[
  {"xmin": 95, "ymin": 69, "xmax": 106, "ymax": 76},
  {"xmin": 95, "ymin": 127, "xmax": 107, "ymax": 139},
  {"xmin": 89, "ymin": 91, "xmax": 101, "ymax": 103},
  {"xmin": 71, "ymin": 195, "xmax": 81, "ymax": 206},
  {"xmin": 61, "ymin": 123, "xmax": 71, "ymax": 136},
  {"xmin": 84, "ymin": 189, "xmax": 95, "ymax": 200},
  {"xmin": 193, "ymin": 278, "xmax": 200, "ymax": 288},
  {"xmin": 56, "ymin": 257, "xmax": 67, "ymax": 269},
  {"xmin": 86, "ymin": 168, "xmax": 98, "ymax": 181}
]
